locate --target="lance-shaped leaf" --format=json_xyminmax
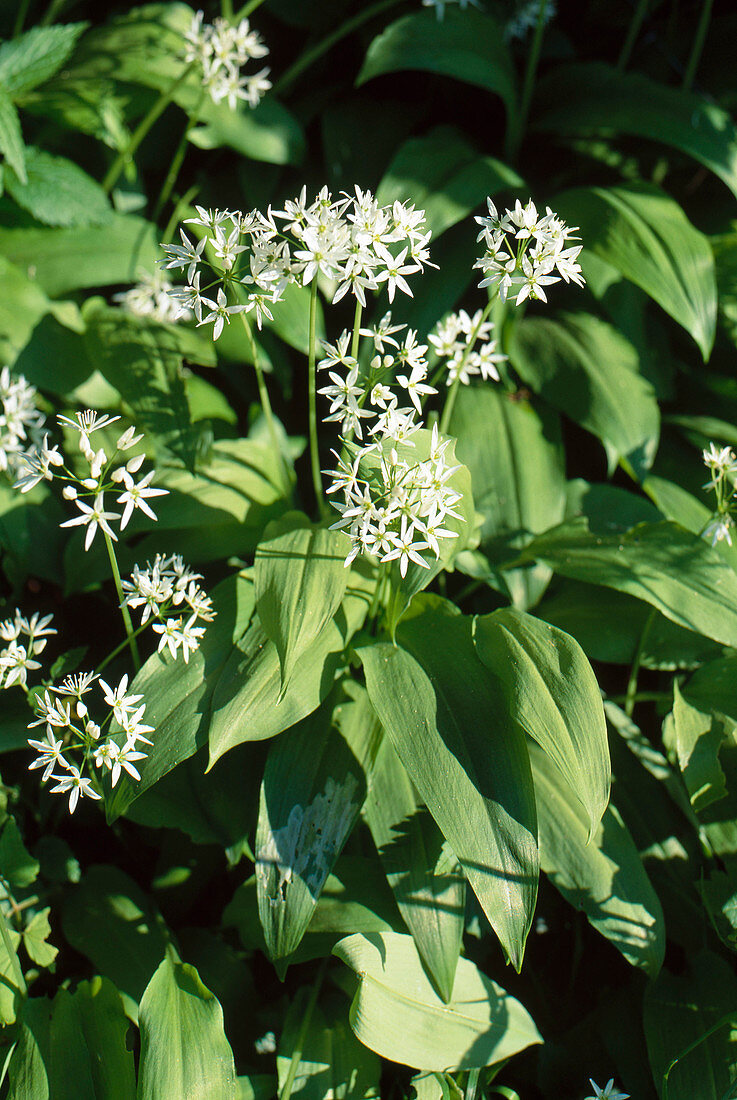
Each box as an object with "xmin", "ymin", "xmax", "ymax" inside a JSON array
[
  {"xmin": 473, "ymin": 609, "xmax": 610, "ymax": 836},
  {"xmin": 48, "ymin": 978, "xmax": 136, "ymax": 1100},
  {"xmin": 137, "ymin": 955, "xmax": 238, "ymax": 1100},
  {"xmin": 254, "ymin": 513, "xmax": 349, "ymax": 696},
  {"xmin": 364, "ymin": 737, "xmax": 465, "ymax": 1003},
  {"xmin": 530, "ymin": 743, "xmax": 664, "ymax": 975},
  {"xmin": 256, "ymin": 684, "xmax": 381, "ymax": 965},
  {"xmin": 359, "ymin": 599, "xmax": 538, "ymax": 970},
  {"xmin": 333, "ymin": 932, "xmax": 541, "ymax": 1071}
]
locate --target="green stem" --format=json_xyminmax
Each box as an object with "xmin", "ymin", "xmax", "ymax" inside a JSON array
[
  {"xmin": 274, "ymin": 0, "xmax": 405, "ymax": 95},
  {"xmin": 12, "ymin": 0, "xmax": 32, "ymax": 36},
  {"xmin": 439, "ymin": 298, "xmax": 495, "ymax": 434},
  {"xmin": 350, "ymin": 299, "xmax": 363, "ymax": 362},
  {"xmin": 0, "ymin": 904, "xmax": 25, "ymax": 997},
  {"xmin": 152, "ymin": 91, "xmax": 204, "ymax": 224},
  {"xmin": 617, "ymin": 0, "xmax": 649, "ymax": 69},
  {"xmin": 221, "ymin": 0, "xmax": 234, "ymax": 19},
  {"xmin": 162, "ymin": 183, "xmax": 199, "ymax": 245},
  {"xmin": 240, "ymin": 313, "xmax": 292, "ymax": 498},
  {"xmin": 682, "ymin": 0, "xmax": 713, "ymax": 90},
  {"xmin": 39, "ymin": 0, "xmax": 67, "ymax": 26},
  {"xmin": 505, "ymin": 0, "xmax": 548, "ymax": 163},
  {"xmin": 465, "ymin": 1069, "xmax": 481, "ymax": 1100},
  {"xmin": 104, "ymin": 532, "xmax": 141, "ymax": 672},
  {"xmin": 96, "ymin": 622, "xmax": 150, "ymax": 676},
  {"xmin": 102, "ymin": 64, "xmax": 196, "ymax": 196},
  {"xmin": 234, "ymin": 0, "xmax": 268, "ymax": 18},
  {"xmin": 279, "ymin": 959, "xmax": 328, "ymax": 1100},
  {"xmin": 624, "ymin": 606, "xmax": 656, "ymax": 717},
  {"xmin": 307, "ymin": 281, "xmax": 326, "ymax": 517},
  {"xmin": 663, "ymin": 1012, "xmax": 737, "ymax": 1100}
]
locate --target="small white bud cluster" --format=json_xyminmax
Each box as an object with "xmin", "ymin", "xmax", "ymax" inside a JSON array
[
  {"xmin": 183, "ymin": 10, "xmax": 271, "ymax": 110},
  {"xmin": 0, "ymin": 611, "xmax": 55, "ymax": 691},
  {"xmin": 702, "ymin": 442, "xmax": 737, "ymax": 547},
  {"xmin": 14, "ymin": 410, "xmax": 168, "ymax": 551},
  {"xmin": 27, "ymin": 672, "xmax": 152, "ymax": 814},
  {"xmin": 121, "ymin": 553, "xmax": 215, "ymax": 662},
  {"xmin": 0, "ymin": 366, "xmax": 47, "ymax": 482},
  {"xmin": 474, "ymin": 197, "xmax": 585, "ymax": 305},
  {"xmin": 428, "ymin": 308, "xmax": 507, "ymax": 386},
  {"xmin": 113, "ymin": 268, "xmax": 191, "ymax": 325}
]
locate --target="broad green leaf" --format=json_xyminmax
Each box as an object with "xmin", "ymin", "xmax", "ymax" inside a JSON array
[
  {"xmin": 0, "ymin": 817, "xmax": 39, "ymax": 888},
  {"xmin": 643, "ymin": 472, "xmax": 737, "ymax": 574},
  {"xmin": 106, "ymin": 573, "xmax": 255, "ymax": 821},
  {"xmin": 359, "ymin": 599, "xmax": 538, "ymax": 970},
  {"xmin": 7, "ymin": 998, "xmax": 50, "ymax": 1100},
  {"xmin": 357, "ymin": 10, "xmax": 516, "ymax": 117},
  {"xmin": 554, "ymin": 183, "xmax": 717, "ymax": 359},
  {"xmin": 255, "ymin": 514, "xmax": 349, "ymax": 694},
  {"xmin": 682, "ymin": 655, "xmax": 737, "ymax": 726},
  {"xmin": 5, "ymin": 147, "xmax": 111, "ymax": 227},
  {"xmin": 376, "ymin": 127, "xmax": 522, "ymax": 241},
  {"xmin": 530, "ymin": 743, "xmax": 664, "ymax": 975},
  {"xmin": 473, "ymin": 609, "xmax": 610, "ymax": 834},
  {"xmin": 0, "ymin": 24, "xmax": 87, "ymax": 98},
  {"xmin": 449, "ymin": 386, "xmax": 566, "ymax": 609},
  {"xmin": 363, "ymin": 736, "xmax": 465, "ymax": 1003},
  {"xmin": 524, "ymin": 518, "xmax": 737, "ymax": 648},
  {"xmin": 509, "ymin": 312, "xmax": 659, "ymax": 478},
  {"xmin": 22, "ymin": 910, "xmax": 57, "ymax": 969},
  {"xmin": 0, "ymin": 84, "xmax": 26, "ymax": 183},
  {"xmin": 0, "ymin": 915, "xmax": 22, "ymax": 1024},
  {"xmin": 137, "ymin": 955, "xmax": 238, "ymax": 1100},
  {"xmin": 644, "ymin": 950, "xmax": 737, "ymax": 1100},
  {"xmin": 333, "ymin": 932, "xmax": 541, "ymax": 1071},
  {"xmin": 48, "ymin": 978, "xmax": 136, "ymax": 1100},
  {"xmin": 207, "ymin": 564, "xmax": 373, "ymax": 766},
  {"xmin": 256, "ymin": 684, "xmax": 381, "ymax": 963},
  {"xmin": 187, "ymin": 96, "xmax": 305, "ymax": 166},
  {"xmin": 671, "ymin": 681, "xmax": 727, "ymax": 813},
  {"xmin": 0, "ymin": 256, "xmax": 82, "ymax": 362},
  {"xmin": 534, "ymin": 62, "xmax": 737, "ymax": 200}
]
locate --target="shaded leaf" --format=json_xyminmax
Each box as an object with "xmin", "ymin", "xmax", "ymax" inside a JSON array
[
  {"xmin": 48, "ymin": 978, "xmax": 136, "ymax": 1100},
  {"xmin": 0, "ymin": 84, "xmax": 25, "ymax": 183},
  {"xmin": 5, "ymin": 147, "xmax": 111, "ymax": 227}
]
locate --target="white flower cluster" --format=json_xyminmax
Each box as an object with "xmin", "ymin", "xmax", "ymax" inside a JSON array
[
  {"xmin": 321, "ymin": 315, "xmax": 461, "ymax": 576},
  {"xmin": 14, "ymin": 410, "xmax": 168, "ymax": 551},
  {"xmin": 161, "ymin": 186, "xmax": 432, "ymax": 339},
  {"xmin": 0, "ymin": 366, "xmax": 47, "ymax": 481},
  {"xmin": 585, "ymin": 1080, "xmax": 629, "ymax": 1100},
  {"xmin": 27, "ymin": 672, "xmax": 152, "ymax": 814},
  {"xmin": 113, "ymin": 269, "xmax": 191, "ymax": 325},
  {"xmin": 474, "ymin": 198, "xmax": 584, "ymax": 304},
  {"xmin": 183, "ymin": 10, "xmax": 271, "ymax": 110},
  {"xmin": 504, "ymin": 0, "xmax": 557, "ymax": 39},
  {"xmin": 121, "ymin": 553, "xmax": 215, "ymax": 662},
  {"xmin": 702, "ymin": 442, "xmax": 737, "ymax": 546},
  {"xmin": 428, "ymin": 308, "xmax": 507, "ymax": 386},
  {"xmin": 0, "ymin": 610, "xmax": 55, "ymax": 690}
]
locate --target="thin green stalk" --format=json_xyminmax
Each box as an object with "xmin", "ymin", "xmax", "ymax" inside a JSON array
[
  {"xmin": 152, "ymin": 90, "xmax": 205, "ymax": 224},
  {"xmin": 624, "ymin": 605, "xmax": 656, "ymax": 717},
  {"xmin": 465, "ymin": 1069, "xmax": 481, "ymax": 1100},
  {"xmin": 221, "ymin": 0, "xmax": 234, "ymax": 19},
  {"xmin": 662, "ymin": 1012, "xmax": 737, "ymax": 1100},
  {"xmin": 104, "ymin": 531, "xmax": 141, "ymax": 672},
  {"xmin": 39, "ymin": 0, "xmax": 67, "ymax": 26},
  {"xmin": 162, "ymin": 183, "xmax": 199, "ymax": 245},
  {"xmin": 279, "ymin": 959, "xmax": 328, "ymax": 1100},
  {"xmin": 617, "ymin": 0, "xmax": 649, "ymax": 70},
  {"xmin": 274, "ymin": 0, "xmax": 405, "ymax": 95},
  {"xmin": 505, "ymin": 0, "xmax": 548, "ymax": 163},
  {"xmin": 439, "ymin": 297, "xmax": 495, "ymax": 434},
  {"xmin": 102, "ymin": 64, "xmax": 196, "ymax": 196},
  {"xmin": 234, "ymin": 0, "xmax": 268, "ymax": 19},
  {"xmin": 240, "ymin": 313, "xmax": 292, "ymax": 498},
  {"xmin": 0, "ymin": 904, "xmax": 25, "ymax": 997},
  {"xmin": 350, "ymin": 299, "xmax": 363, "ymax": 362},
  {"xmin": 12, "ymin": 0, "xmax": 32, "ymax": 36},
  {"xmin": 682, "ymin": 0, "xmax": 713, "ymax": 90},
  {"xmin": 307, "ymin": 281, "xmax": 326, "ymax": 517},
  {"xmin": 96, "ymin": 622, "xmax": 150, "ymax": 676}
]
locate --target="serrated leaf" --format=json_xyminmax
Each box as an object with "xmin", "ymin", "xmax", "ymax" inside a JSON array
[
  {"xmin": 22, "ymin": 910, "xmax": 57, "ymax": 969},
  {"xmin": 0, "ymin": 84, "xmax": 25, "ymax": 183},
  {"xmin": 5, "ymin": 147, "xmax": 111, "ymax": 227},
  {"xmin": 0, "ymin": 24, "xmax": 87, "ymax": 98},
  {"xmin": 333, "ymin": 932, "xmax": 541, "ymax": 1071}
]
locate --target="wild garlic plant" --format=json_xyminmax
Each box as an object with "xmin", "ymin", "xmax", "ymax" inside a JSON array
[
  {"xmin": 0, "ymin": 366, "xmax": 47, "ymax": 481},
  {"xmin": 702, "ymin": 442, "xmax": 737, "ymax": 546},
  {"xmin": 183, "ymin": 9, "xmax": 271, "ymax": 110}
]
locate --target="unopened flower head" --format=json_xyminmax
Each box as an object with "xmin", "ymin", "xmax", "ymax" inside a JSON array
[
  {"xmin": 121, "ymin": 553, "xmax": 215, "ymax": 662},
  {"xmin": 0, "ymin": 366, "xmax": 47, "ymax": 481},
  {"xmin": 183, "ymin": 11, "xmax": 271, "ymax": 110}
]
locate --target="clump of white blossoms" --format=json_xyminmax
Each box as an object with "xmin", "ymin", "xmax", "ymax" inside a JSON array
[
  {"xmin": 121, "ymin": 553, "xmax": 215, "ymax": 662},
  {"xmin": 14, "ymin": 410, "xmax": 168, "ymax": 551},
  {"xmin": 113, "ymin": 269, "xmax": 191, "ymax": 325},
  {"xmin": 161, "ymin": 186, "xmax": 432, "ymax": 339},
  {"xmin": 474, "ymin": 197, "xmax": 585, "ymax": 304},
  {"xmin": 183, "ymin": 10, "xmax": 271, "ymax": 110},
  {"xmin": 0, "ymin": 610, "xmax": 56, "ymax": 691},
  {"xmin": 504, "ymin": 0, "xmax": 557, "ymax": 40},
  {"xmin": 320, "ymin": 314, "xmax": 461, "ymax": 576},
  {"xmin": 584, "ymin": 1080, "xmax": 629, "ymax": 1100},
  {"xmin": 27, "ymin": 672, "xmax": 153, "ymax": 814},
  {"xmin": 429, "ymin": 308, "xmax": 507, "ymax": 387},
  {"xmin": 702, "ymin": 442, "xmax": 737, "ymax": 546},
  {"xmin": 0, "ymin": 366, "xmax": 47, "ymax": 481}
]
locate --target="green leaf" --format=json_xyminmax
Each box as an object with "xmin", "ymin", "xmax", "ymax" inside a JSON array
[
  {"xmin": 22, "ymin": 910, "xmax": 57, "ymax": 969},
  {"xmin": 255, "ymin": 514, "xmax": 349, "ymax": 694},
  {"xmin": 554, "ymin": 183, "xmax": 717, "ymax": 359},
  {"xmin": 449, "ymin": 387, "xmax": 566, "ymax": 609},
  {"xmin": 0, "ymin": 817, "xmax": 39, "ymax": 888},
  {"xmin": 48, "ymin": 978, "xmax": 136, "ymax": 1100},
  {"xmin": 137, "ymin": 955, "xmax": 238, "ymax": 1100},
  {"xmin": 0, "ymin": 83, "xmax": 25, "ymax": 183},
  {"xmin": 524, "ymin": 518, "xmax": 737, "ymax": 648},
  {"xmin": 376, "ymin": 127, "xmax": 522, "ymax": 241},
  {"xmin": 363, "ymin": 736, "xmax": 465, "ymax": 1003},
  {"xmin": 207, "ymin": 563, "xmax": 372, "ymax": 766},
  {"xmin": 256, "ymin": 684, "xmax": 380, "ymax": 963},
  {"xmin": 509, "ymin": 312, "xmax": 659, "ymax": 478},
  {"xmin": 534, "ymin": 62, "xmax": 737, "ymax": 200},
  {"xmin": 357, "ymin": 10, "xmax": 516, "ymax": 117},
  {"xmin": 359, "ymin": 599, "xmax": 538, "ymax": 970},
  {"xmin": 0, "ymin": 24, "xmax": 87, "ymax": 98},
  {"xmin": 530, "ymin": 743, "xmax": 664, "ymax": 974},
  {"xmin": 473, "ymin": 609, "xmax": 610, "ymax": 835},
  {"xmin": 671, "ymin": 681, "xmax": 727, "ymax": 813},
  {"xmin": 0, "ymin": 914, "xmax": 22, "ymax": 1024},
  {"xmin": 187, "ymin": 96, "xmax": 306, "ymax": 166},
  {"xmin": 333, "ymin": 932, "xmax": 541, "ymax": 1071},
  {"xmin": 7, "ymin": 998, "xmax": 50, "ymax": 1100},
  {"xmin": 5, "ymin": 147, "xmax": 111, "ymax": 227}
]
